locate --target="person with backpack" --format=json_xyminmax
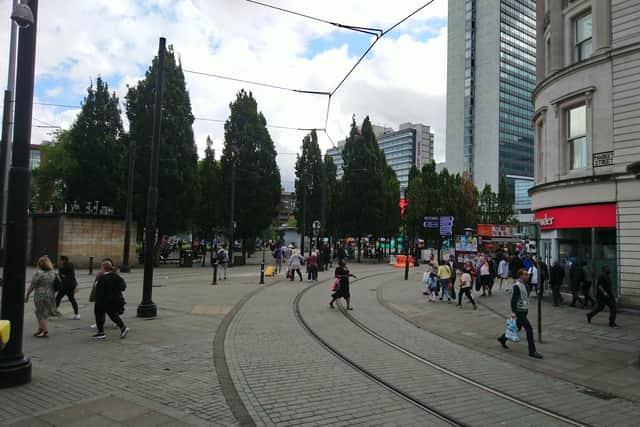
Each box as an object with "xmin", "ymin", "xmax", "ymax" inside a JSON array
[
  {"xmin": 549, "ymin": 260, "xmax": 565, "ymax": 306},
  {"xmin": 287, "ymin": 250, "xmax": 304, "ymax": 281},
  {"xmin": 273, "ymin": 246, "xmax": 283, "ymax": 274},
  {"xmin": 217, "ymin": 245, "xmax": 229, "ymax": 280}
]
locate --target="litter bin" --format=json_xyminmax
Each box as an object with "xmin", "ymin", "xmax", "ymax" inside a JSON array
[{"xmin": 180, "ymin": 250, "xmax": 193, "ymax": 268}]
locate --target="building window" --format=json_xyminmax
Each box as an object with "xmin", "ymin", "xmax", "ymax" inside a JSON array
[
  {"xmin": 575, "ymin": 13, "xmax": 592, "ymax": 62},
  {"xmin": 567, "ymin": 105, "xmax": 587, "ymax": 170}
]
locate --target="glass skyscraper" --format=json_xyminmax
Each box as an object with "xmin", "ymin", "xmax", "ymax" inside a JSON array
[{"xmin": 447, "ymin": 0, "xmax": 536, "ymax": 191}]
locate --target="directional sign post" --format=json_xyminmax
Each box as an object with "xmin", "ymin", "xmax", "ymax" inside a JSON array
[
  {"xmin": 439, "ymin": 216, "xmax": 454, "ymax": 236},
  {"xmin": 423, "ymin": 216, "xmax": 439, "ymax": 228}
]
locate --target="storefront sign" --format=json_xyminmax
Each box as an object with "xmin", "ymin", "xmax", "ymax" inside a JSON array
[
  {"xmin": 477, "ymin": 224, "xmax": 516, "ymax": 237},
  {"xmin": 593, "ymin": 151, "xmax": 614, "ymax": 167},
  {"xmin": 455, "ymin": 235, "xmax": 478, "ymax": 252},
  {"xmin": 534, "ymin": 204, "xmax": 616, "ymax": 230}
]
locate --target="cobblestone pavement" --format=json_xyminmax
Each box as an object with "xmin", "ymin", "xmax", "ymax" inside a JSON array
[
  {"xmin": 225, "ymin": 266, "xmax": 447, "ymax": 427},
  {"xmin": 345, "ymin": 270, "xmax": 640, "ymax": 425},
  {"xmin": 0, "ymin": 263, "xmax": 272, "ymax": 427},
  {"xmin": 375, "ymin": 269, "xmax": 640, "ymax": 402}
]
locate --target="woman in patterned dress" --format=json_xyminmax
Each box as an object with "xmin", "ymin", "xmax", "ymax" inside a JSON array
[{"xmin": 24, "ymin": 255, "xmax": 57, "ymax": 338}]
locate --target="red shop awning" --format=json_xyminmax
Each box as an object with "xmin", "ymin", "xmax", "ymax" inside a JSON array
[{"xmin": 534, "ymin": 204, "xmax": 616, "ymax": 230}]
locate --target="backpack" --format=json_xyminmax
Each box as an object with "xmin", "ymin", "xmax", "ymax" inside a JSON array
[{"xmin": 217, "ymin": 250, "xmax": 227, "ymax": 263}]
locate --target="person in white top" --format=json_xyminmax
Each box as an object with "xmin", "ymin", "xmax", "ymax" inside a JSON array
[
  {"xmin": 527, "ymin": 259, "xmax": 539, "ymax": 297},
  {"xmin": 497, "ymin": 255, "xmax": 510, "ymax": 291}
]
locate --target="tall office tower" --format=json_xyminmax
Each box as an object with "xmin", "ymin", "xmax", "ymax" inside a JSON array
[{"xmin": 445, "ymin": 0, "xmax": 537, "ymax": 190}]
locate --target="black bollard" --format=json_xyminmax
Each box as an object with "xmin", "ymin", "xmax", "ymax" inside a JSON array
[
  {"xmin": 212, "ymin": 261, "xmax": 218, "ymax": 285},
  {"xmin": 260, "ymin": 261, "xmax": 265, "ymax": 285},
  {"xmin": 88, "ymin": 256, "xmax": 94, "ymax": 275}
]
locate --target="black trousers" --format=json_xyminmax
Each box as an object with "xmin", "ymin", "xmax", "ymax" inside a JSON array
[
  {"xmin": 56, "ymin": 288, "xmax": 78, "ymax": 314},
  {"xmin": 551, "ymin": 283, "xmax": 562, "ymax": 305},
  {"xmin": 458, "ymin": 287, "xmax": 475, "ymax": 305},
  {"xmin": 500, "ymin": 311, "xmax": 536, "ymax": 355},
  {"xmin": 94, "ymin": 306, "xmax": 125, "ymax": 334},
  {"xmin": 290, "ymin": 269, "xmax": 302, "ymax": 281},
  {"xmin": 589, "ymin": 297, "xmax": 616, "ymax": 326},
  {"xmin": 571, "ymin": 283, "xmax": 583, "ymax": 306},
  {"xmin": 582, "ymin": 281, "xmax": 595, "ymax": 306}
]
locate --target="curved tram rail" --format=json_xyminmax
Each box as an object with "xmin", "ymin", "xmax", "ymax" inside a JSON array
[{"xmin": 294, "ymin": 271, "xmax": 590, "ymax": 427}]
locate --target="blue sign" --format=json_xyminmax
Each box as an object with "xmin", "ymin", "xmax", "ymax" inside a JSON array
[
  {"xmin": 423, "ymin": 216, "xmax": 439, "ymax": 228},
  {"xmin": 439, "ymin": 216, "xmax": 454, "ymax": 236}
]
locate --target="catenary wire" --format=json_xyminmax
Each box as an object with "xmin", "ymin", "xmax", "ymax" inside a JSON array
[
  {"xmin": 183, "ymin": 69, "xmax": 330, "ymax": 96},
  {"xmin": 245, "ymin": 0, "xmax": 383, "ymax": 36},
  {"xmin": 194, "ymin": 116, "xmax": 324, "ymax": 132}
]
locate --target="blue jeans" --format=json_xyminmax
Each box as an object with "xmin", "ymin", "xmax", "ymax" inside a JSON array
[{"xmin": 440, "ymin": 279, "xmax": 450, "ymax": 301}]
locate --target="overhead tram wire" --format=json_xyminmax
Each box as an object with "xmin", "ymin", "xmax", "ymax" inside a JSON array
[
  {"xmin": 193, "ymin": 116, "xmax": 324, "ymax": 133},
  {"xmin": 245, "ymin": 0, "xmax": 383, "ymax": 37},
  {"xmin": 183, "ymin": 69, "xmax": 330, "ymax": 97}
]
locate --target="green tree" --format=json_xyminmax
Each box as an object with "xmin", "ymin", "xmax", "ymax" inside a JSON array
[
  {"xmin": 294, "ymin": 130, "xmax": 323, "ymax": 251},
  {"xmin": 194, "ymin": 136, "xmax": 223, "ymax": 239},
  {"xmin": 479, "ymin": 184, "xmax": 498, "ymax": 224},
  {"xmin": 497, "ymin": 176, "xmax": 516, "ymax": 224},
  {"xmin": 455, "ymin": 172, "xmax": 480, "ymax": 233},
  {"xmin": 406, "ymin": 165, "xmax": 425, "ymax": 242},
  {"xmin": 323, "ymin": 154, "xmax": 339, "ymax": 239},
  {"xmin": 221, "ymin": 90, "xmax": 281, "ymax": 258},
  {"xmin": 126, "ymin": 45, "xmax": 199, "ymax": 235},
  {"xmin": 31, "ymin": 130, "xmax": 74, "ymax": 211}
]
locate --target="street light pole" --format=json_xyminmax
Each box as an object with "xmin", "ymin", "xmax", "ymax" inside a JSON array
[
  {"xmin": 259, "ymin": 242, "xmax": 265, "ymax": 285},
  {"xmin": 0, "ymin": 0, "xmax": 38, "ymax": 388},
  {"xmin": 137, "ymin": 37, "xmax": 166, "ymax": 319},
  {"xmin": 120, "ymin": 139, "xmax": 135, "ymax": 273},
  {"xmin": 0, "ymin": 0, "xmax": 19, "ymax": 264},
  {"xmin": 320, "ymin": 158, "xmax": 327, "ymax": 271}
]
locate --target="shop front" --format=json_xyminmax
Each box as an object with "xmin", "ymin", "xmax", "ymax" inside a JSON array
[{"xmin": 535, "ymin": 203, "xmax": 618, "ymax": 296}]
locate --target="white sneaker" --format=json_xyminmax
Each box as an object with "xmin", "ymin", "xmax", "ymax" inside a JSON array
[
  {"xmin": 120, "ymin": 327, "xmax": 130, "ymax": 339},
  {"xmin": 90, "ymin": 323, "xmax": 97, "ymax": 329},
  {"xmin": 72, "ymin": 314, "xmax": 81, "ymax": 320}
]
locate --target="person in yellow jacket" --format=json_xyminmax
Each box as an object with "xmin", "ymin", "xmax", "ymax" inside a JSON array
[{"xmin": 437, "ymin": 260, "xmax": 452, "ymax": 302}]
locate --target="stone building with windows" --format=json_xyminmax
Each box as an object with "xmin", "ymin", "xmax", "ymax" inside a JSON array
[{"xmin": 531, "ymin": 0, "xmax": 640, "ymax": 306}]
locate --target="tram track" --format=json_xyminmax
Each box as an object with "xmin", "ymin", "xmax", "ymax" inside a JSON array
[{"xmin": 295, "ymin": 269, "xmax": 591, "ymax": 427}]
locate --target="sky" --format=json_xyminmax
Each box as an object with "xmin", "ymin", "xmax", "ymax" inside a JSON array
[{"xmin": 0, "ymin": 0, "xmax": 448, "ymax": 191}]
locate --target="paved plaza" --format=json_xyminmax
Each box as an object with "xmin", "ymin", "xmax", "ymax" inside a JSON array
[{"xmin": 1, "ymin": 262, "xmax": 639, "ymax": 426}]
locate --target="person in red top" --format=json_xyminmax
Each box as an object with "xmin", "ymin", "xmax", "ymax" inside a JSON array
[{"xmin": 307, "ymin": 251, "xmax": 319, "ymax": 282}]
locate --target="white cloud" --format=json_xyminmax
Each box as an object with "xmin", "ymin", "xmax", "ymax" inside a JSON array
[{"xmin": 0, "ymin": 0, "xmax": 449, "ymax": 189}]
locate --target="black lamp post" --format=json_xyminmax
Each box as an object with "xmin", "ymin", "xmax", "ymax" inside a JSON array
[
  {"xmin": 137, "ymin": 37, "xmax": 166, "ymax": 319},
  {"xmin": 120, "ymin": 139, "xmax": 135, "ymax": 273},
  {"xmin": 259, "ymin": 238, "xmax": 265, "ymax": 285},
  {"xmin": 0, "ymin": 0, "xmax": 38, "ymax": 388},
  {"xmin": 228, "ymin": 147, "xmax": 238, "ymax": 268}
]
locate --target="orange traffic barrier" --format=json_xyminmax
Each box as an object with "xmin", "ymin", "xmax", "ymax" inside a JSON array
[{"xmin": 394, "ymin": 255, "xmax": 414, "ymax": 268}]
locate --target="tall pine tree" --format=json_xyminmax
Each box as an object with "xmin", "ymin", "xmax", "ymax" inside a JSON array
[
  {"xmin": 194, "ymin": 136, "xmax": 223, "ymax": 240},
  {"xmin": 294, "ymin": 130, "xmax": 323, "ymax": 251},
  {"xmin": 126, "ymin": 45, "xmax": 199, "ymax": 235},
  {"xmin": 221, "ymin": 90, "xmax": 281, "ymax": 257}
]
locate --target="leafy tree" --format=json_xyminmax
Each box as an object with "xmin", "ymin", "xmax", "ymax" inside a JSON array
[
  {"xmin": 479, "ymin": 184, "xmax": 498, "ymax": 224},
  {"xmin": 456, "ymin": 172, "xmax": 480, "ymax": 233},
  {"xmin": 406, "ymin": 165, "xmax": 424, "ymax": 242},
  {"xmin": 220, "ymin": 90, "xmax": 281, "ymax": 258},
  {"xmin": 126, "ymin": 45, "xmax": 199, "ymax": 235},
  {"xmin": 194, "ymin": 136, "xmax": 223, "ymax": 239},
  {"xmin": 323, "ymin": 154, "xmax": 339, "ymax": 240},
  {"xmin": 294, "ymin": 130, "xmax": 323, "ymax": 252},
  {"xmin": 31, "ymin": 130, "xmax": 74, "ymax": 211},
  {"xmin": 497, "ymin": 176, "xmax": 516, "ymax": 224}
]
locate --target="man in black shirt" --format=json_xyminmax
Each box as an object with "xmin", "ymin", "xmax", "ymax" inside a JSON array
[{"xmin": 587, "ymin": 266, "xmax": 618, "ymax": 328}]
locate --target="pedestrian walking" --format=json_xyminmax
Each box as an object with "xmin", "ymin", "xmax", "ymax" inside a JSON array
[
  {"xmin": 287, "ymin": 250, "xmax": 304, "ymax": 281},
  {"xmin": 422, "ymin": 263, "xmax": 438, "ymax": 302},
  {"xmin": 217, "ymin": 245, "xmax": 229, "ymax": 280},
  {"xmin": 479, "ymin": 258, "xmax": 492, "ymax": 296},
  {"xmin": 497, "ymin": 255, "xmax": 510, "ymax": 291},
  {"xmin": 498, "ymin": 268, "xmax": 543, "ymax": 359},
  {"xmin": 527, "ymin": 259, "xmax": 539, "ymax": 297},
  {"xmin": 538, "ymin": 259, "xmax": 549, "ymax": 297},
  {"xmin": 437, "ymin": 260, "xmax": 452, "ymax": 302},
  {"xmin": 307, "ymin": 251, "xmax": 319, "ymax": 282},
  {"xmin": 569, "ymin": 260, "xmax": 585, "ymax": 307},
  {"xmin": 24, "ymin": 256, "xmax": 58, "ymax": 338},
  {"xmin": 92, "ymin": 259, "xmax": 129, "ymax": 340},
  {"xmin": 549, "ymin": 261, "xmax": 565, "ymax": 306},
  {"xmin": 587, "ymin": 266, "xmax": 619, "ymax": 328},
  {"xmin": 55, "ymin": 255, "xmax": 80, "ymax": 319},
  {"xmin": 457, "ymin": 262, "xmax": 477, "ymax": 309},
  {"xmin": 337, "ymin": 243, "xmax": 347, "ymax": 263},
  {"xmin": 273, "ymin": 246, "xmax": 283, "ymax": 274},
  {"xmin": 582, "ymin": 261, "xmax": 595, "ymax": 308},
  {"xmin": 329, "ymin": 259, "xmax": 356, "ymax": 310},
  {"xmin": 322, "ymin": 244, "xmax": 331, "ymax": 270}
]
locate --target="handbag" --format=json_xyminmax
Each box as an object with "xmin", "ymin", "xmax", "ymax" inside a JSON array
[
  {"xmin": 53, "ymin": 274, "xmax": 62, "ymax": 292},
  {"xmin": 505, "ymin": 318, "xmax": 521, "ymax": 342}
]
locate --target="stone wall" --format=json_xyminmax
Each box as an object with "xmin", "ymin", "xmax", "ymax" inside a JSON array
[{"xmin": 28, "ymin": 214, "xmax": 137, "ymax": 269}]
